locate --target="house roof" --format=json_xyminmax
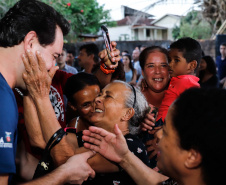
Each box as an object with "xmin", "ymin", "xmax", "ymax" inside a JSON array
[
  {"xmin": 117, "ymin": 16, "xmax": 155, "ymax": 26},
  {"xmin": 122, "ymin": 5, "xmax": 154, "ymax": 18},
  {"xmin": 131, "ymin": 25, "xmax": 167, "ymax": 30},
  {"xmin": 151, "ymin": 14, "xmax": 182, "ymax": 24}
]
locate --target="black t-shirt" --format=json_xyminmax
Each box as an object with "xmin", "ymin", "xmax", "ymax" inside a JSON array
[{"xmin": 76, "ymin": 131, "xmax": 151, "ymax": 185}]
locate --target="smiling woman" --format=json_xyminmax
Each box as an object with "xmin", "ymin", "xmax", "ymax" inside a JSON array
[
  {"xmin": 61, "ymin": 81, "xmax": 151, "ymax": 184},
  {"xmin": 64, "ymin": 72, "xmax": 101, "ymax": 131}
]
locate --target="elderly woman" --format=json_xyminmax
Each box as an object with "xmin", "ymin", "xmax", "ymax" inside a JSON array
[{"xmin": 22, "ymin": 52, "xmax": 151, "ymax": 184}]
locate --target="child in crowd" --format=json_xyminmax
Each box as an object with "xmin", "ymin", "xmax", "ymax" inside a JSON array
[{"xmin": 155, "ymin": 37, "xmax": 201, "ymax": 126}]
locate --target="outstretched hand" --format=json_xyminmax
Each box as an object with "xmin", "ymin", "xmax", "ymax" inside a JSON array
[
  {"xmin": 82, "ymin": 124, "xmax": 129, "ymax": 163},
  {"xmin": 22, "ymin": 50, "xmax": 58, "ymax": 101},
  {"xmin": 99, "ymin": 41, "xmax": 120, "ymax": 69}
]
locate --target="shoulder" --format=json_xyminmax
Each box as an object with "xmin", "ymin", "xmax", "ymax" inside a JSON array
[{"xmin": 174, "ymin": 75, "xmax": 199, "ymax": 85}]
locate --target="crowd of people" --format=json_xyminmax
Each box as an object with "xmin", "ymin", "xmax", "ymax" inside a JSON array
[{"xmin": 1, "ymin": 1, "xmax": 226, "ymax": 185}]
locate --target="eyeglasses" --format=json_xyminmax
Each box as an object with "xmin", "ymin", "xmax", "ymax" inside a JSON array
[{"xmin": 130, "ymin": 85, "xmax": 136, "ymax": 108}]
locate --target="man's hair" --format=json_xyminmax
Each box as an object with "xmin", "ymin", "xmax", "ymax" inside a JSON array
[
  {"xmin": 0, "ymin": 0, "xmax": 70, "ymax": 48},
  {"xmin": 220, "ymin": 42, "xmax": 226, "ymax": 47},
  {"xmin": 139, "ymin": 46, "xmax": 168, "ymax": 70},
  {"xmin": 79, "ymin": 43, "xmax": 99, "ymax": 63},
  {"xmin": 67, "ymin": 49, "xmax": 75, "ymax": 56},
  {"xmin": 172, "ymin": 88, "xmax": 226, "ymax": 185},
  {"xmin": 64, "ymin": 72, "xmax": 100, "ymax": 105},
  {"xmin": 170, "ymin": 37, "xmax": 202, "ymax": 72}
]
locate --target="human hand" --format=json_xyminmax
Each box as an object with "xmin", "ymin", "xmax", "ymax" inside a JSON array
[
  {"xmin": 82, "ymin": 124, "xmax": 129, "ymax": 163},
  {"xmin": 22, "ymin": 50, "xmax": 58, "ymax": 101},
  {"xmin": 99, "ymin": 41, "xmax": 120, "ymax": 69},
  {"xmin": 141, "ymin": 104, "xmax": 156, "ymax": 134},
  {"xmin": 146, "ymin": 129, "xmax": 162, "ymax": 160},
  {"xmin": 62, "ymin": 150, "xmax": 96, "ymax": 184}
]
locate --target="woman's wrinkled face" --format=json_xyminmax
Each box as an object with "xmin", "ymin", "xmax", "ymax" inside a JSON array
[
  {"xmin": 143, "ymin": 51, "xmax": 170, "ymax": 93},
  {"xmin": 72, "ymin": 85, "xmax": 100, "ymax": 122},
  {"xmin": 89, "ymin": 82, "xmax": 130, "ymax": 127}
]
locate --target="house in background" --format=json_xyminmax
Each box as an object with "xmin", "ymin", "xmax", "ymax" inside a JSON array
[
  {"xmin": 108, "ymin": 6, "xmax": 181, "ymax": 41},
  {"xmin": 151, "ymin": 14, "xmax": 181, "ymax": 40}
]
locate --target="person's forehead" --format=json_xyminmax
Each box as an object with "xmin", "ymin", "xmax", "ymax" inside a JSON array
[
  {"xmin": 73, "ymin": 85, "xmax": 99, "ymax": 100},
  {"xmin": 147, "ymin": 51, "xmax": 167, "ymax": 61},
  {"xmin": 133, "ymin": 50, "xmax": 139, "ymax": 54},
  {"xmin": 169, "ymin": 48, "xmax": 183, "ymax": 56},
  {"xmin": 104, "ymin": 83, "xmax": 128, "ymax": 95}
]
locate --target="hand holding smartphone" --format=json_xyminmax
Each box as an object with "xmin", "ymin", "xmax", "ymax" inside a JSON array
[{"xmin": 101, "ymin": 25, "xmax": 116, "ymax": 65}]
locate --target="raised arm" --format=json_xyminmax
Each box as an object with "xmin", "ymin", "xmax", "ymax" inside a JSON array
[
  {"xmin": 23, "ymin": 95, "xmax": 46, "ymax": 149},
  {"xmin": 82, "ymin": 124, "xmax": 168, "ymax": 185},
  {"xmin": 22, "ymin": 50, "xmax": 76, "ymax": 166},
  {"xmin": 94, "ymin": 41, "xmax": 120, "ymax": 89}
]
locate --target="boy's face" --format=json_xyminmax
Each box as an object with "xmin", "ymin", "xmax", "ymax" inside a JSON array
[{"xmin": 168, "ymin": 49, "xmax": 190, "ymax": 77}]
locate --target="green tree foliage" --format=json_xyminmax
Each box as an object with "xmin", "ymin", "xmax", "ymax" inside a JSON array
[
  {"xmin": 172, "ymin": 10, "xmax": 212, "ymax": 40},
  {"xmin": 0, "ymin": 0, "xmax": 116, "ymax": 42}
]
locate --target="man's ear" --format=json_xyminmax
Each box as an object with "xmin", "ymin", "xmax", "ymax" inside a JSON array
[
  {"xmin": 121, "ymin": 108, "xmax": 135, "ymax": 121},
  {"xmin": 188, "ymin": 60, "xmax": 197, "ymax": 73},
  {"xmin": 184, "ymin": 149, "xmax": 202, "ymax": 169},
  {"xmin": 88, "ymin": 53, "xmax": 95, "ymax": 60},
  {"xmin": 23, "ymin": 31, "xmax": 38, "ymax": 51}
]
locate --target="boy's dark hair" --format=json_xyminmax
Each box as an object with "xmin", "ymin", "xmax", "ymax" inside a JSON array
[
  {"xmin": 172, "ymin": 88, "xmax": 226, "ymax": 185},
  {"xmin": 79, "ymin": 43, "xmax": 99, "ymax": 63},
  {"xmin": 139, "ymin": 46, "xmax": 168, "ymax": 70},
  {"xmin": 64, "ymin": 72, "xmax": 100, "ymax": 105},
  {"xmin": 170, "ymin": 37, "xmax": 202, "ymax": 72},
  {"xmin": 0, "ymin": 0, "xmax": 70, "ymax": 48},
  {"xmin": 202, "ymin": 56, "xmax": 217, "ymax": 75}
]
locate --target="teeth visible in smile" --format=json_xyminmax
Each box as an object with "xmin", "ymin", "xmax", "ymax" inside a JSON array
[
  {"xmin": 95, "ymin": 109, "xmax": 103, "ymax": 113},
  {"xmin": 154, "ymin": 78, "xmax": 163, "ymax": 82}
]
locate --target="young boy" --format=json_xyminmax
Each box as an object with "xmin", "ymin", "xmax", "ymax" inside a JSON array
[{"xmin": 156, "ymin": 37, "xmax": 201, "ymax": 125}]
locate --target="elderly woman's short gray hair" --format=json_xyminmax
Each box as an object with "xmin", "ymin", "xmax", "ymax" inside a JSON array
[{"xmin": 113, "ymin": 80, "xmax": 149, "ymax": 135}]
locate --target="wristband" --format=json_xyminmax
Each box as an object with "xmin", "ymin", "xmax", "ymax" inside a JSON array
[{"xmin": 100, "ymin": 62, "xmax": 115, "ymax": 74}]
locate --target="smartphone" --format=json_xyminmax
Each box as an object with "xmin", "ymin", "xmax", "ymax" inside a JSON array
[{"xmin": 101, "ymin": 25, "xmax": 115, "ymax": 64}]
